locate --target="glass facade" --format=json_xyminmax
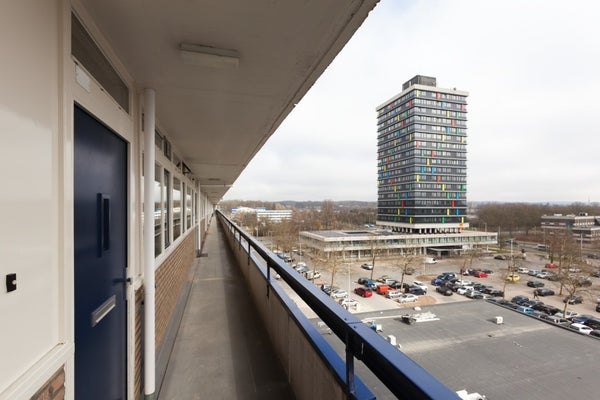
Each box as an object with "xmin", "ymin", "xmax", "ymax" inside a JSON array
[{"xmin": 376, "ymin": 77, "xmax": 468, "ymax": 229}]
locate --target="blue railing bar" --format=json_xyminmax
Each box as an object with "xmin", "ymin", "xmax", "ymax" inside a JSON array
[
  {"xmin": 264, "ymin": 259, "xmax": 376, "ymax": 400},
  {"xmin": 217, "ymin": 211, "xmax": 460, "ymax": 399}
]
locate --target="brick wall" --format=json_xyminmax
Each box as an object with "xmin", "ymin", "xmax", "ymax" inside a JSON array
[
  {"xmin": 134, "ymin": 231, "xmax": 198, "ymax": 397},
  {"xmin": 155, "ymin": 233, "xmax": 195, "ymax": 349},
  {"xmin": 30, "ymin": 367, "xmax": 64, "ymax": 400}
]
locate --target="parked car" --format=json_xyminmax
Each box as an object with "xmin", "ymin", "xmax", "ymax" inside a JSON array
[
  {"xmin": 320, "ymin": 284, "xmax": 339, "ymax": 295},
  {"xmin": 590, "ymin": 270, "xmax": 600, "ymax": 278},
  {"xmin": 494, "ymin": 255, "xmax": 507, "ymax": 260},
  {"xmin": 305, "ymin": 270, "xmax": 321, "ymax": 280},
  {"xmin": 546, "ymin": 273, "xmax": 560, "ymax": 281},
  {"xmin": 412, "ymin": 280, "xmax": 428, "ymax": 293},
  {"xmin": 528, "ymin": 269, "xmax": 541, "ymax": 276},
  {"xmin": 506, "ymin": 273, "xmax": 520, "ymax": 282},
  {"xmin": 576, "ymin": 277, "xmax": 592, "ymax": 287},
  {"xmin": 339, "ymin": 298, "xmax": 359, "ymax": 309},
  {"xmin": 354, "ymin": 287, "xmax": 373, "ymax": 298},
  {"xmin": 545, "ymin": 262, "xmax": 558, "ymax": 269},
  {"xmin": 408, "ymin": 286, "xmax": 426, "ymax": 295},
  {"xmin": 564, "ymin": 295, "xmax": 583, "ymax": 304},
  {"xmin": 472, "ymin": 270, "xmax": 488, "ymax": 278},
  {"xmin": 511, "ymin": 295, "xmax": 530, "ymax": 305},
  {"xmin": 457, "ymin": 287, "xmax": 470, "ymax": 295},
  {"xmin": 533, "ymin": 303, "xmax": 560, "ymax": 315},
  {"xmin": 431, "ymin": 278, "xmax": 445, "ymax": 286},
  {"xmin": 389, "ymin": 281, "xmax": 405, "ymax": 290},
  {"xmin": 438, "ymin": 272, "xmax": 457, "ymax": 280},
  {"xmin": 536, "ymin": 271, "xmax": 550, "ymax": 279},
  {"xmin": 535, "ymin": 288, "xmax": 555, "ymax": 297},
  {"xmin": 330, "ymin": 289, "xmax": 348, "ymax": 299},
  {"xmin": 539, "ymin": 314, "xmax": 569, "ymax": 325},
  {"xmin": 375, "ymin": 285, "xmax": 391, "ymax": 295},
  {"xmin": 295, "ymin": 265, "xmax": 309, "ymax": 273},
  {"xmin": 555, "ymin": 310, "xmax": 579, "ymax": 319},
  {"xmin": 466, "ymin": 290, "xmax": 484, "ymax": 299},
  {"xmin": 436, "ymin": 286, "xmax": 453, "ymax": 296},
  {"xmin": 527, "ymin": 280, "xmax": 545, "ymax": 288},
  {"xmin": 357, "ymin": 277, "xmax": 370, "ymax": 285},
  {"xmin": 485, "ymin": 288, "xmax": 504, "ymax": 297},
  {"xmin": 570, "ymin": 323, "xmax": 593, "ymax": 335},
  {"xmin": 517, "ymin": 306, "xmax": 536, "ymax": 315},
  {"xmin": 361, "ymin": 263, "xmax": 374, "ymax": 270},
  {"xmin": 397, "ymin": 294, "xmax": 419, "ymax": 303},
  {"xmin": 386, "ymin": 290, "xmax": 404, "ymax": 299},
  {"xmin": 589, "ymin": 330, "xmax": 600, "ymax": 338},
  {"xmin": 571, "ymin": 314, "xmax": 595, "ymax": 324}
]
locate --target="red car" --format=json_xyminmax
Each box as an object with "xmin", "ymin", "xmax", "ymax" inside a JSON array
[
  {"xmin": 472, "ymin": 270, "xmax": 488, "ymax": 278},
  {"xmin": 545, "ymin": 263, "xmax": 558, "ymax": 268},
  {"xmin": 354, "ymin": 287, "xmax": 373, "ymax": 297}
]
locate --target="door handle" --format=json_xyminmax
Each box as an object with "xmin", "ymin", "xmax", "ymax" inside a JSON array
[{"xmin": 97, "ymin": 193, "xmax": 111, "ymax": 256}]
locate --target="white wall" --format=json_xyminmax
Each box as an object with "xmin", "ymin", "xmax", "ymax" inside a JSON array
[{"xmin": 0, "ymin": 0, "xmax": 62, "ymax": 393}]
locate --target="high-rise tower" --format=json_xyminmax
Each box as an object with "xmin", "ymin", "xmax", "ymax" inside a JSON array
[{"xmin": 376, "ymin": 75, "xmax": 468, "ymax": 234}]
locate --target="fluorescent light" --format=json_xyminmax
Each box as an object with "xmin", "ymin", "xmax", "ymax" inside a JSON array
[{"xmin": 180, "ymin": 43, "xmax": 239, "ymax": 68}]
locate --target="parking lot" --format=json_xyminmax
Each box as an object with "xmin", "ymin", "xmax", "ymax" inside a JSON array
[{"xmin": 283, "ymin": 251, "xmax": 600, "ymax": 321}]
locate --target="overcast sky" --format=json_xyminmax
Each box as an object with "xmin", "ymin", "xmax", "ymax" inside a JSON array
[{"xmin": 223, "ymin": 0, "xmax": 600, "ymax": 204}]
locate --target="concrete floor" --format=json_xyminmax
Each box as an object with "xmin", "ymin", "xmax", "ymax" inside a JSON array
[{"xmin": 158, "ymin": 220, "xmax": 294, "ymax": 400}]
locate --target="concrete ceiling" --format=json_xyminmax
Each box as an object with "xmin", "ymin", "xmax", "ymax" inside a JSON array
[{"xmin": 78, "ymin": 0, "xmax": 379, "ymax": 203}]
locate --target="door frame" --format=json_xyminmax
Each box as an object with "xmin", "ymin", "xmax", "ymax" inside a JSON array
[{"xmin": 69, "ymin": 91, "xmax": 136, "ymax": 399}]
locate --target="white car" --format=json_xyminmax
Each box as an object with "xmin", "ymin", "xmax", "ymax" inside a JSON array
[
  {"xmin": 339, "ymin": 298, "xmax": 359, "ymax": 309},
  {"xmin": 412, "ymin": 280, "xmax": 428, "ymax": 293},
  {"xmin": 397, "ymin": 294, "xmax": 419, "ymax": 303},
  {"xmin": 570, "ymin": 323, "xmax": 593, "ymax": 335},
  {"xmin": 305, "ymin": 270, "xmax": 321, "ymax": 280},
  {"xmin": 454, "ymin": 279, "xmax": 473, "ymax": 286},
  {"xmin": 555, "ymin": 310, "xmax": 579, "ymax": 319},
  {"xmin": 330, "ymin": 289, "xmax": 348, "ymax": 299},
  {"xmin": 457, "ymin": 287, "xmax": 471, "ymax": 295},
  {"xmin": 517, "ymin": 267, "xmax": 529, "ymax": 274},
  {"xmin": 361, "ymin": 263, "xmax": 374, "ymax": 270},
  {"xmin": 386, "ymin": 290, "xmax": 403, "ymax": 299},
  {"xmin": 536, "ymin": 271, "xmax": 550, "ymax": 279}
]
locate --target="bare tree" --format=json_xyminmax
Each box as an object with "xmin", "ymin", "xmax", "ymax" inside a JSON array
[
  {"xmin": 367, "ymin": 233, "xmax": 383, "ymax": 280},
  {"xmin": 391, "ymin": 251, "xmax": 419, "ymax": 291}
]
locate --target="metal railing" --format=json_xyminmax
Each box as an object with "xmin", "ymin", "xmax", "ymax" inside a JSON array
[{"xmin": 218, "ymin": 210, "xmax": 460, "ymax": 400}]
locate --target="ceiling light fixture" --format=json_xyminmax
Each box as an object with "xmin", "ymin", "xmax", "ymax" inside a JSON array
[{"xmin": 179, "ymin": 43, "xmax": 240, "ymax": 68}]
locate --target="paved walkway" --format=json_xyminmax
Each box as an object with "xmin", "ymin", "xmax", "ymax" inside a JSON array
[{"xmin": 158, "ymin": 219, "xmax": 294, "ymax": 399}]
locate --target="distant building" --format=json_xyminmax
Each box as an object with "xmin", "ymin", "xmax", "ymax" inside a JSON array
[
  {"xmin": 231, "ymin": 207, "xmax": 292, "ymax": 223},
  {"xmin": 541, "ymin": 213, "xmax": 600, "ymax": 243}
]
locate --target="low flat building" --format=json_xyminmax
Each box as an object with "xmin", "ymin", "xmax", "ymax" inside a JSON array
[{"xmin": 299, "ymin": 228, "xmax": 497, "ymax": 260}]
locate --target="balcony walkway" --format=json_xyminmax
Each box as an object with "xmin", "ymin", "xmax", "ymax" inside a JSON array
[{"xmin": 158, "ymin": 220, "xmax": 294, "ymax": 399}]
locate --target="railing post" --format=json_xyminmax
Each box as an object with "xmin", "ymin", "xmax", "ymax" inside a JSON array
[
  {"xmin": 345, "ymin": 331, "xmax": 356, "ymax": 399},
  {"xmin": 247, "ymin": 240, "xmax": 251, "ymax": 265}
]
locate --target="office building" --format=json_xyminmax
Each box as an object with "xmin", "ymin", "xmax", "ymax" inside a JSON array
[{"xmin": 376, "ymin": 75, "xmax": 469, "ymax": 234}]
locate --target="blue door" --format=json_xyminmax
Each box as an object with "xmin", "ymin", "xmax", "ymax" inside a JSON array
[{"xmin": 74, "ymin": 105, "xmax": 127, "ymax": 400}]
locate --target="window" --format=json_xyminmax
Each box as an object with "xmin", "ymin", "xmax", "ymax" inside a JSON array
[
  {"xmin": 186, "ymin": 185, "xmax": 193, "ymax": 229},
  {"xmin": 163, "ymin": 169, "xmax": 171, "ymax": 248},
  {"xmin": 154, "ymin": 164, "xmax": 162, "ymax": 257},
  {"xmin": 173, "ymin": 177, "xmax": 181, "ymax": 240},
  {"xmin": 71, "ymin": 14, "xmax": 129, "ymax": 112}
]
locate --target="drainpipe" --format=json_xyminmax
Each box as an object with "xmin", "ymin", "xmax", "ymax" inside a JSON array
[{"xmin": 143, "ymin": 88, "xmax": 156, "ymax": 400}]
